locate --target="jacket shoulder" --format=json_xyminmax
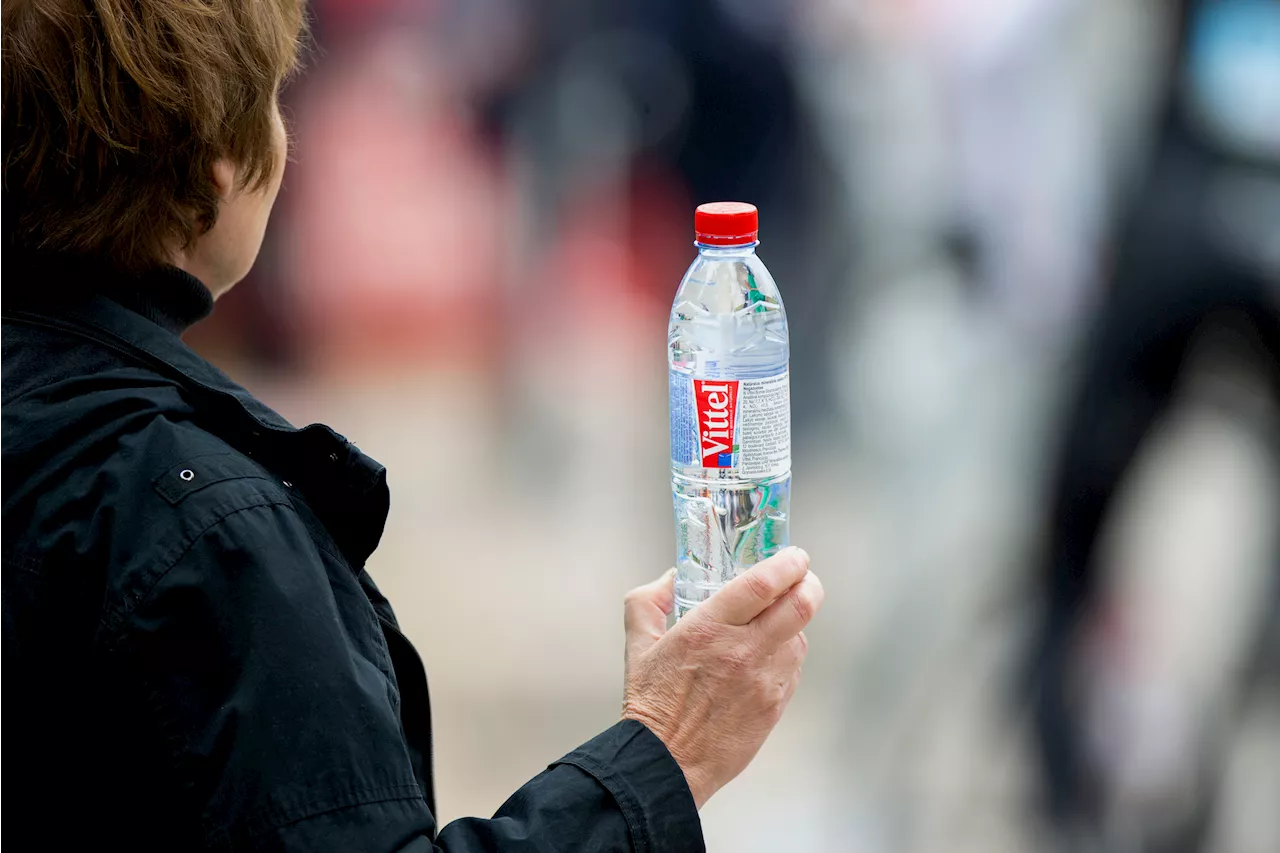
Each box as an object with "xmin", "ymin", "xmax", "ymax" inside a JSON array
[
  {"xmin": 3, "ymin": 362, "xmax": 293, "ymax": 642},
  {"xmin": 102, "ymin": 432, "xmax": 299, "ymax": 637}
]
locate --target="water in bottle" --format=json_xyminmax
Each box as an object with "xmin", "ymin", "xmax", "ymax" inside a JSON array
[{"xmin": 668, "ymin": 202, "xmax": 790, "ymax": 618}]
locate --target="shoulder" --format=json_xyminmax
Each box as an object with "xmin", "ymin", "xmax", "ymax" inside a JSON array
[
  {"xmin": 98, "ymin": 417, "xmax": 300, "ymax": 637},
  {"xmin": 2, "ymin": 346, "xmax": 298, "ymax": 635}
]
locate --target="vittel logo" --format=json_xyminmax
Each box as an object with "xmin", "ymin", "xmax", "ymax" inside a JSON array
[{"xmin": 694, "ymin": 379, "xmax": 739, "ymax": 467}]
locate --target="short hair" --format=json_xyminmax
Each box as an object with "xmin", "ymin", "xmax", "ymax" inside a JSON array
[{"xmin": 2, "ymin": 0, "xmax": 306, "ymax": 273}]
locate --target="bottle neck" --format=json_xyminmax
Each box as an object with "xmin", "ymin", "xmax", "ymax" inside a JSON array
[{"xmin": 695, "ymin": 242, "xmax": 758, "ymax": 258}]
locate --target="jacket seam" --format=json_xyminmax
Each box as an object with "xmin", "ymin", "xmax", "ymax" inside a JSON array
[
  {"xmin": 2, "ymin": 308, "xmax": 294, "ymax": 433},
  {"xmin": 280, "ymin": 496, "xmax": 352, "ymax": 573},
  {"xmin": 204, "ymin": 781, "xmax": 427, "ymax": 847},
  {"xmin": 0, "ymin": 316, "xmax": 177, "ymax": 410},
  {"xmin": 100, "ymin": 494, "xmax": 295, "ymax": 646},
  {"xmin": 552, "ymin": 753, "xmax": 649, "ymax": 853}
]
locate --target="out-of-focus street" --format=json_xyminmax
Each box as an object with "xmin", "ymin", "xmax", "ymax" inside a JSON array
[{"xmin": 191, "ymin": 0, "xmax": 1280, "ymax": 849}]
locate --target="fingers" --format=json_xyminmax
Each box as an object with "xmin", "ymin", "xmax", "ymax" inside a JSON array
[
  {"xmin": 701, "ymin": 547, "xmax": 811, "ymax": 626},
  {"xmin": 767, "ymin": 634, "xmax": 808, "ymax": 719},
  {"xmin": 775, "ymin": 631, "xmax": 809, "ymax": 669},
  {"xmin": 624, "ymin": 568, "xmax": 675, "ymax": 658},
  {"xmin": 750, "ymin": 571, "xmax": 824, "ymax": 651},
  {"xmin": 776, "ymin": 660, "xmax": 804, "ymax": 718}
]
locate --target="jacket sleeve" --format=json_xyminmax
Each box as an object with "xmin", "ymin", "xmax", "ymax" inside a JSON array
[{"xmin": 120, "ymin": 499, "xmax": 703, "ymax": 852}]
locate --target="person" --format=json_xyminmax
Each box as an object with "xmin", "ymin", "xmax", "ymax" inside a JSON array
[
  {"xmin": 1030, "ymin": 0, "xmax": 1279, "ymax": 848},
  {"xmin": 0, "ymin": 2, "xmax": 825, "ymax": 851}
]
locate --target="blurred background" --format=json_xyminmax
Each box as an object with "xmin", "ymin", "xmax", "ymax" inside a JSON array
[{"xmin": 189, "ymin": 0, "xmax": 1280, "ymax": 850}]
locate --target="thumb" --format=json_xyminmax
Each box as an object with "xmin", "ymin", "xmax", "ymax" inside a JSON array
[{"xmin": 624, "ymin": 568, "xmax": 675, "ymax": 659}]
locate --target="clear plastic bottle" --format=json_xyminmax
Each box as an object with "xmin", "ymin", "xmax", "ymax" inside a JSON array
[{"xmin": 668, "ymin": 202, "xmax": 790, "ymax": 618}]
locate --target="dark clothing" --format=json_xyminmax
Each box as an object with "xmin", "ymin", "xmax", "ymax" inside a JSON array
[
  {"xmin": 1030, "ymin": 0, "xmax": 1280, "ymax": 842},
  {"xmin": 2, "ymin": 255, "xmax": 702, "ymax": 852},
  {"xmin": 1031, "ymin": 126, "xmax": 1280, "ymax": 831}
]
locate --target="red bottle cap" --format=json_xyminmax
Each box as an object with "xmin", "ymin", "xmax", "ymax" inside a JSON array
[{"xmin": 694, "ymin": 202, "xmax": 759, "ymax": 246}]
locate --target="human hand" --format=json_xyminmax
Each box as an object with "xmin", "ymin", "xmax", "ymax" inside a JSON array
[{"xmin": 621, "ymin": 547, "xmax": 823, "ymax": 808}]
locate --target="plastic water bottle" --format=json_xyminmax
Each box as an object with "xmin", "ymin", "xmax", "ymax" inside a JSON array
[{"xmin": 668, "ymin": 202, "xmax": 790, "ymax": 618}]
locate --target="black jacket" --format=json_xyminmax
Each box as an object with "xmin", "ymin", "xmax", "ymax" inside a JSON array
[{"xmin": 2, "ymin": 256, "xmax": 702, "ymax": 852}]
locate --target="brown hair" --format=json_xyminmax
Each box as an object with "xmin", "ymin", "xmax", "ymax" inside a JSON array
[{"xmin": 2, "ymin": 0, "xmax": 306, "ymax": 272}]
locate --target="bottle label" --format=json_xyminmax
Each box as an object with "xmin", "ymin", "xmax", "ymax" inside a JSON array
[{"xmin": 670, "ymin": 370, "xmax": 790, "ymax": 478}]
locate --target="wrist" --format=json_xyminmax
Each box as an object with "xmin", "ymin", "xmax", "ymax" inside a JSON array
[
  {"xmin": 674, "ymin": 759, "xmax": 713, "ymax": 810},
  {"xmin": 621, "ymin": 707, "xmax": 712, "ymax": 809}
]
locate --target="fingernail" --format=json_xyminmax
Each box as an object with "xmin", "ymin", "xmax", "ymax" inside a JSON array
[{"xmin": 791, "ymin": 547, "xmax": 810, "ymax": 568}]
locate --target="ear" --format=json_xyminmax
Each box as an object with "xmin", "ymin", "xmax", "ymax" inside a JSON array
[{"xmin": 210, "ymin": 157, "xmax": 238, "ymax": 200}]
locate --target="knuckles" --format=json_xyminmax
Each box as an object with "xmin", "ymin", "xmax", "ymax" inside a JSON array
[
  {"xmin": 720, "ymin": 645, "xmax": 756, "ymax": 675},
  {"xmin": 789, "ymin": 587, "xmax": 816, "ymax": 625},
  {"xmin": 760, "ymin": 677, "xmax": 788, "ymax": 719},
  {"xmin": 676, "ymin": 618, "xmax": 724, "ymax": 653},
  {"xmin": 742, "ymin": 569, "xmax": 775, "ymax": 604}
]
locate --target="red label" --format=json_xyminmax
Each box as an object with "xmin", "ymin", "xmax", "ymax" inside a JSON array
[{"xmin": 694, "ymin": 379, "xmax": 739, "ymax": 467}]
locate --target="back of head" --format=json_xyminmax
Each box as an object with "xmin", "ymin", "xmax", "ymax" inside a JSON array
[{"xmin": 2, "ymin": 0, "xmax": 306, "ymax": 275}]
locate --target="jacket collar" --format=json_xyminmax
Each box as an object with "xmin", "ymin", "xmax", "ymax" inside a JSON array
[
  {"xmin": 3, "ymin": 260, "xmax": 389, "ymax": 568},
  {"xmin": 105, "ymin": 265, "xmax": 214, "ymax": 336},
  {"xmin": 6, "ymin": 250, "xmax": 214, "ymax": 335}
]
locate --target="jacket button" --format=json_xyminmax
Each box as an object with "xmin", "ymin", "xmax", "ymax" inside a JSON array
[{"xmin": 179, "ymin": 469, "xmax": 195, "ymax": 482}]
